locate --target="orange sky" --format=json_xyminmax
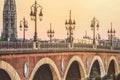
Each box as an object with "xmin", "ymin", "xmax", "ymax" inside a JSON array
[{"xmin": 0, "ymin": 0, "xmax": 120, "ymax": 40}]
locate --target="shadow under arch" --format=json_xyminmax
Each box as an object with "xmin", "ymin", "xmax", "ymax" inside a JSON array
[
  {"xmin": 107, "ymin": 56, "xmax": 119, "ymax": 75},
  {"xmin": 0, "ymin": 60, "xmax": 20, "ymax": 80},
  {"xmin": 29, "ymin": 57, "xmax": 61, "ymax": 80},
  {"xmin": 105, "ymin": 56, "xmax": 119, "ymax": 79},
  {"xmin": 88, "ymin": 55, "xmax": 105, "ymax": 78},
  {"xmin": 63, "ymin": 55, "xmax": 87, "ymax": 80}
]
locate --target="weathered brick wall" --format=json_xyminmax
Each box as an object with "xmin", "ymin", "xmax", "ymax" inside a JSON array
[{"xmin": 0, "ymin": 52, "xmax": 119, "ymax": 80}]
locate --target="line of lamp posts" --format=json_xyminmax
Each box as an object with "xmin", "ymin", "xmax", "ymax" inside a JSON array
[
  {"xmin": 90, "ymin": 18, "xmax": 115, "ymax": 49},
  {"xmin": 19, "ymin": 0, "xmax": 43, "ymax": 48},
  {"xmin": 19, "ymin": 0, "xmax": 53, "ymax": 49},
  {"xmin": 19, "ymin": 0, "xmax": 116, "ymax": 49}
]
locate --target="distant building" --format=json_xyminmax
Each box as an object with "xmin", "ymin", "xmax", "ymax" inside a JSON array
[{"xmin": 1, "ymin": 0, "xmax": 17, "ymax": 41}]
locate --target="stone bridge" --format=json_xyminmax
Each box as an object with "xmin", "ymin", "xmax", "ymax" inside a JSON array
[{"xmin": 0, "ymin": 48, "xmax": 120, "ymax": 80}]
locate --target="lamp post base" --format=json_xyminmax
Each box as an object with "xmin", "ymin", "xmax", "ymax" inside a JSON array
[
  {"xmin": 93, "ymin": 44, "xmax": 97, "ymax": 49},
  {"xmin": 68, "ymin": 43, "xmax": 73, "ymax": 49},
  {"xmin": 33, "ymin": 41, "xmax": 37, "ymax": 49},
  {"xmin": 110, "ymin": 46, "xmax": 113, "ymax": 50},
  {"xmin": 34, "ymin": 36, "xmax": 37, "ymax": 42}
]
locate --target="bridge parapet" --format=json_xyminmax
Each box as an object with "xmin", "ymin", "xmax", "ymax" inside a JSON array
[
  {"xmin": 0, "ymin": 41, "xmax": 33, "ymax": 49},
  {"xmin": 0, "ymin": 42, "xmax": 120, "ymax": 54}
]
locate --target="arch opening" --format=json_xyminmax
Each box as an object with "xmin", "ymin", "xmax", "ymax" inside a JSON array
[
  {"xmin": 66, "ymin": 61, "xmax": 81, "ymax": 80},
  {"xmin": 30, "ymin": 58, "xmax": 61, "ymax": 80},
  {"xmin": 0, "ymin": 69, "xmax": 11, "ymax": 80},
  {"xmin": 89, "ymin": 60, "xmax": 101, "ymax": 80},
  {"xmin": 33, "ymin": 64, "xmax": 53, "ymax": 80},
  {"xmin": 103, "ymin": 56, "xmax": 119, "ymax": 80},
  {"xmin": 105, "ymin": 60, "xmax": 117, "ymax": 80},
  {"xmin": 64, "ymin": 55, "xmax": 87, "ymax": 80}
]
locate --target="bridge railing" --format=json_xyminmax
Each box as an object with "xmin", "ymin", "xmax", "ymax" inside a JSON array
[
  {"xmin": 97, "ymin": 45, "xmax": 111, "ymax": 49},
  {"xmin": 0, "ymin": 41, "xmax": 120, "ymax": 51},
  {"xmin": 39, "ymin": 43, "xmax": 69, "ymax": 49},
  {"xmin": 73, "ymin": 43, "xmax": 93, "ymax": 48},
  {"xmin": 0, "ymin": 41, "xmax": 33, "ymax": 49}
]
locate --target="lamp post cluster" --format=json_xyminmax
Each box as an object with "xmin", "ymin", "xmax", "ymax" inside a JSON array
[
  {"xmin": 30, "ymin": 0, "xmax": 43, "ymax": 42},
  {"xmin": 90, "ymin": 17, "xmax": 99, "ymax": 47},
  {"xmin": 19, "ymin": 0, "xmax": 117, "ymax": 50},
  {"xmin": 20, "ymin": 18, "xmax": 28, "ymax": 42},
  {"xmin": 47, "ymin": 23, "xmax": 55, "ymax": 43},
  {"xmin": 108, "ymin": 23, "xmax": 116, "ymax": 48},
  {"xmin": 65, "ymin": 10, "xmax": 76, "ymax": 47}
]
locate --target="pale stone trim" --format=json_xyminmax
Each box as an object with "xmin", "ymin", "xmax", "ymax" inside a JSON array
[
  {"xmin": 29, "ymin": 57, "xmax": 61, "ymax": 80},
  {"xmin": 63, "ymin": 55, "xmax": 87, "ymax": 80},
  {"xmin": 0, "ymin": 60, "xmax": 20, "ymax": 80}
]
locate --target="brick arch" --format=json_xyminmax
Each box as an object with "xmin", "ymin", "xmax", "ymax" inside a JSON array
[
  {"xmin": 0, "ymin": 60, "xmax": 20, "ymax": 80},
  {"xmin": 63, "ymin": 55, "xmax": 87, "ymax": 80},
  {"xmin": 88, "ymin": 55, "xmax": 105, "ymax": 78},
  {"xmin": 29, "ymin": 57, "xmax": 61, "ymax": 80},
  {"xmin": 107, "ymin": 56, "xmax": 119, "ymax": 75}
]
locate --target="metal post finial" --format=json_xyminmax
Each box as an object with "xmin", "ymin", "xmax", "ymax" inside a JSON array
[
  {"xmin": 70, "ymin": 10, "xmax": 71, "ymax": 20},
  {"xmin": 35, "ymin": 0, "xmax": 37, "ymax": 4},
  {"xmin": 111, "ymin": 22, "xmax": 112, "ymax": 28},
  {"xmin": 50, "ymin": 23, "xmax": 52, "ymax": 30},
  {"xmin": 110, "ymin": 22, "xmax": 113, "ymax": 33},
  {"xmin": 85, "ymin": 30, "xmax": 87, "ymax": 37}
]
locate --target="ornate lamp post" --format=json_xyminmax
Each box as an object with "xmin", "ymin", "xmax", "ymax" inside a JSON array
[
  {"xmin": 30, "ymin": 0, "xmax": 43, "ymax": 42},
  {"xmin": 65, "ymin": 10, "xmax": 76, "ymax": 47},
  {"xmin": 90, "ymin": 17, "xmax": 99, "ymax": 47},
  {"xmin": 20, "ymin": 18, "xmax": 28, "ymax": 42},
  {"xmin": 47, "ymin": 23, "xmax": 55, "ymax": 43},
  {"xmin": 108, "ymin": 23, "xmax": 115, "ymax": 49}
]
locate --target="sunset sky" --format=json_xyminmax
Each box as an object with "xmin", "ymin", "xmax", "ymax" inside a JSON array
[{"xmin": 0, "ymin": 0, "xmax": 120, "ymax": 40}]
